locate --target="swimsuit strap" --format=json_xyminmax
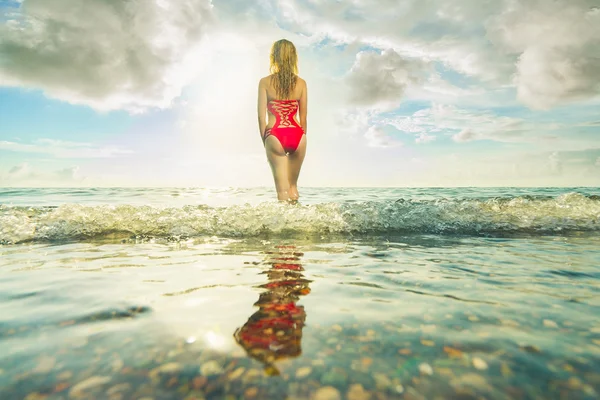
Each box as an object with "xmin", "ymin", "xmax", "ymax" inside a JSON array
[{"xmin": 262, "ymin": 127, "xmax": 272, "ymax": 144}]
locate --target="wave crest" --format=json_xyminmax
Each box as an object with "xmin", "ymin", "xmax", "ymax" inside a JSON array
[{"xmin": 1, "ymin": 193, "xmax": 599, "ymax": 244}]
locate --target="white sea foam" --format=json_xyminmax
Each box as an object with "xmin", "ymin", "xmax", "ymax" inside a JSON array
[{"xmin": 1, "ymin": 193, "xmax": 598, "ymax": 244}]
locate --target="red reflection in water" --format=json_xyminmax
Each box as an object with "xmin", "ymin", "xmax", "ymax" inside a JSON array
[{"xmin": 234, "ymin": 245, "xmax": 311, "ymax": 375}]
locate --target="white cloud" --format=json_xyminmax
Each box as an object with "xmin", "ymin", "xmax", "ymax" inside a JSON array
[
  {"xmin": 453, "ymin": 128, "xmax": 477, "ymax": 143},
  {"xmin": 0, "ymin": 139, "xmax": 133, "ymax": 158},
  {"xmin": 259, "ymin": 0, "xmax": 600, "ymax": 110},
  {"xmin": 380, "ymin": 103, "xmax": 563, "ymax": 144},
  {"xmin": 415, "ymin": 132, "xmax": 435, "ymax": 144},
  {"xmin": 345, "ymin": 49, "xmax": 427, "ymax": 110},
  {"xmin": 0, "ymin": 0, "xmax": 214, "ymax": 112},
  {"xmin": 364, "ymin": 126, "xmax": 401, "ymax": 148},
  {"xmin": 486, "ymin": 1, "xmax": 600, "ymax": 109},
  {"xmin": 1, "ymin": 162, "xmax": 87, "ymax": 186},
  {"xmin": 548, "ymin": 152, "xmax": 563, "ymax": 175}
]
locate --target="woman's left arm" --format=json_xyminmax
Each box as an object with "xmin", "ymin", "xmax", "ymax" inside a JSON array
[{"xmin": 257, "ymin": 78, "xmax": 267, "ymax": 138}]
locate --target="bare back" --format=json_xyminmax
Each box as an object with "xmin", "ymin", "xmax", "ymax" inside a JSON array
[{"xmin": 263, "ymin": 74, "xmax": 306, "ymax": 130}]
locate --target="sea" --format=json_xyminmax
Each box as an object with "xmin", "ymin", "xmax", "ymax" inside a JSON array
[{"xmin": 0, "ymin": 187, "xmax": 599, "ymax": 400}]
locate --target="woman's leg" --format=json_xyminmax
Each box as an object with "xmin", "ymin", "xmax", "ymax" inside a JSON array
[
  {"xmin": 287, "ymin": 135, "xmax": 306, "ymax": 201},
  {"xmin": 264, "ymin": 136, "xmax": 290, "ymax": 201}
]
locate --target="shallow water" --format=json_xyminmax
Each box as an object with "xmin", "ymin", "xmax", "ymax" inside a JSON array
[{"xmin": 1, "ymin": 187, "xmax": 600, "ymax": 399}]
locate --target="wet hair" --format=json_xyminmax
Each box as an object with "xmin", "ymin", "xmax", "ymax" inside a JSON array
[{"xmin": 269, "ymin": 39, "xmax": 298, "ymax": 99}]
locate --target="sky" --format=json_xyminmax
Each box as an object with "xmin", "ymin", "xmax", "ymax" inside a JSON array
[{"xmin": 0, "ymin": 0, "xmax": 599, "ymax": 188}]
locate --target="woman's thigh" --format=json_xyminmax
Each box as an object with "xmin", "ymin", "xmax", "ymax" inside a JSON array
[{"xmin": 264, "ymin": 136, "xmax": 289, "ymax": 192}]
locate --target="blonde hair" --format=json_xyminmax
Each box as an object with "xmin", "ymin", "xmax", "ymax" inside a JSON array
[{"xmin": 269, "ymin": 39, "xmax": 298, "ymax": 99}]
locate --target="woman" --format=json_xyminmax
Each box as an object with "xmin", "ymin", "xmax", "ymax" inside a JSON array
[{"xmin": 257, "ymin": 39, "xmax": 307, "ymax": 202}]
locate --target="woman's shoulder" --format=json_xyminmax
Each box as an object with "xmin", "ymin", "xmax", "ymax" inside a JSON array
[
  {"xmin": 259, "ymin": 75, "xmax": 271, "ymax": 86},
  {"xmin": 260, "ymin": 74, "xmax": 305, "ymax": 82}
]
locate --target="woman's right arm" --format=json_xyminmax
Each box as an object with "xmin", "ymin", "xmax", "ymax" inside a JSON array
[
  {"xmin": 299, "ymin": 79, "xmax": 307, "ymax": 134},
  {"xmin": 257, "ymin": 78, "xmax": 267, "ymax": 138}
]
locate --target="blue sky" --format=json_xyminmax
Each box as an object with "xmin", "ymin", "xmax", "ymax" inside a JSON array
[{"xmin": 0, "ymin": 0, "xmax": 599, "ymax": 187}]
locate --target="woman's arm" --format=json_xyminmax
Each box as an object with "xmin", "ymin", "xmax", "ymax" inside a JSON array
[
  {"xmin": 299, "ymin": 79, "xmax": 307, "ymax": 134},
  {"xmin": 257, "ymin": 78, "xmax": 267, "ymax": 138}
]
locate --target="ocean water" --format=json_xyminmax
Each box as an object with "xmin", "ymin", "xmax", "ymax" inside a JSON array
[{"xmin": 1, "ymin": 187, "xmax": 599, "ymax": 400}]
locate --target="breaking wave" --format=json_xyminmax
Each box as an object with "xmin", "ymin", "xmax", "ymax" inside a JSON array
[{"xmin": 1, "ymin": 193, "xmax": 599, "ymax": 244}]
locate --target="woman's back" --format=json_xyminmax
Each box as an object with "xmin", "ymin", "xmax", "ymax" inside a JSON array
[{"xmin": 264, "ymin": 74, "xmax": 305, "ymax": 102}]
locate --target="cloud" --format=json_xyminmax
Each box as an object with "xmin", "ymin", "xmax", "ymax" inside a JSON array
[
  {"xmin": 380, "ymin": 103, "xmax": 562, "ymax": 144},
  {"xmin": 548, "ymin": 152, "xmax": 563, "ymax": 175},
  {"xmin": 1, "ymin": 162, "xmax": 86, "ymax": 186},
  {"xmin": 258, "ymin": 0, "xmax": 600, "ymax": 110},
  {"xmin": 345, "ymin": 49, "xmax": 427, "ymax": 110},
  {"xmin": 0, "ymin": 139, "xmax": 133, "ymax": 158},
  {"xmin": 486, "ymin": 1, "xmax": 600, "ymax": 109},
  {"xmin": 453, "ymin": 128, "xmax": 477, "ymax": 143},
  {"xmin": 0, "ymin": 0, "xmax": 214, "ymax": 112},
  {"xmin": 415, "ymin": 132, "xmax": 435, "ymax": 144},
  {"xmin": 364, "ymin": 125, "xmax": 401, "ymax": 148}
]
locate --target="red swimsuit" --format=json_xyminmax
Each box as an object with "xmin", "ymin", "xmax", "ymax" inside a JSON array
[{"xmin": 263, "ymin": 99, "xmax": 305, "ymax": 154}]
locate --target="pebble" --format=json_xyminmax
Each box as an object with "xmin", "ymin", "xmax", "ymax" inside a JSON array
[
  {"xmin": 501, "ymin": 363, "xmax": 513, "ymax": 377},
  {"xmin": 332, "ymin": 325, "xmax": 343, "ymax": 332},
  {"xmin": 420, "ymin": 339, "xmax": 435, "ymax": 347},
  {"xmin": 296, "ymin": 367, "xmax": 312, "ymax": 379},
  {"xmin": 436, "ymin": 367, "xmax": 453, "ymax": 377},
  {"xmin": 313, "ymin": 386, "xmax": 341, "ymax": 400},
  {"xmin": 443, "ymin": 346, "xmax": 463, "ymax": 358},
  {"xmin": 111, "ymin": 358, "xmax": 124, "ymax": 372},
  {"xmin": 24, "ymin": 394, "xmax": 46, "ymax": 400},
  {"xmin": 419, "ymin": 363, "xmax": 433, "ymax": 376},
  {"xmin": 34, "ymin": 355, "xmax": 56, "ymax": 374},
  {"xmin": 395, "ymin": 384, "xmax": 405, "ymax": 394},
  {"xmin": 58, "ymin": 371, "xmax": 73, "ymax": 380},
  {"xmin": 69, "ymin": 376, "xmax": 111, "ymax": 398},
  {"xmin": 107, "ymin": 383, "xmax": 131, "ymax": 395},
  {"xmin": 54, "ymin": 382, "xmax": 70, "ymax": 393},
  {"xmin": 242, "ymin": 369, "xmax": 262, "ymax": 383},
  {"xmin": 149, "ymin": 363, "xmax": 183, "ymax": 379},
  {"xmin": 472, "ymin": 357, "xmax": 488, "ymax": 370},
  {"xmin": 200, "ymin": 360, "xmax": 224, "ymax": 376},
  {"xmin": 543, "ymin": 320, "xmax": 558, "ymax": 328},
  {"xmin": 321, "ymin": 368, "xmax": 347, "ymax": 386},
  {"xmin": 567, "ymin": 377, "xmax": 583, "ymax": 390},
  {"xmin": 192, "ymin": 376, "xmax": 207, "ymax": 390},
  {"xmin": 373, "ymin": 373, "xmax": 392, "ymax": 389},
  {"xmin": 520, "ymin": 345, "xmax": 541, "ymax": 353},
  {"xmin": 245, "ymin": 387, "xmax": 259, "ymax": 398},
  {"xmin": 346, "ymin": 384, "xmax": 370, "ymax": 400},
  {"xmin": 583, "ymin": 384, "xmax": 597, "ymax": 396},
  {"xmin": 184, "ymin": 392, "xmax": 205, "ymax": 400},
  {"xmin": 228, "ymin": 367, "xmax": 245, "ymax": 380},
  {"xmin": 450, "ymin": 373, "xmax": 490, "ymax": 390}
]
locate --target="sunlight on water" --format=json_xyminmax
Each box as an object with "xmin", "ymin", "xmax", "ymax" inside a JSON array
[{"xmin": 0, "ymin": 187, "xmax": 599, "ymax": 399}]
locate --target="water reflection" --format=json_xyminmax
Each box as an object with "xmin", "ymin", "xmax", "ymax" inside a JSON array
[{"xmin": 234, "ymin": 245, "xmax": 311, "ymax": 375}]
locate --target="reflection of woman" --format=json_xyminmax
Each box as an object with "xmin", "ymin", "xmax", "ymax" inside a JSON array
[
  {"xmin": 234, "ymin": 245, "xmax": 311, "ymax": 375},
  {"xmin": 257, "ymin": 39, "xmax": 308, "ymax": 202}
]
